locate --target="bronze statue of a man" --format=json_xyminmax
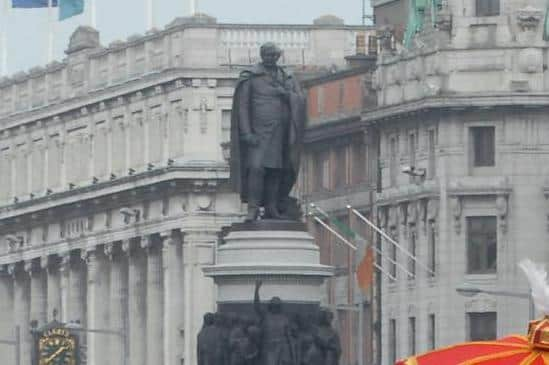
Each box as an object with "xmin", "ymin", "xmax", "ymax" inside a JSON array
[
  {"xmin": 230, "ymin": 42, "xmax": 306, "ymax": 221},
  {"xmin": 254, "ymin": 280, "xmax": 297, "ymax": 365}
]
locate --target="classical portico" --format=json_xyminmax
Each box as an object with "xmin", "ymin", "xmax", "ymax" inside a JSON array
[{"xmin": 1, "ymin": 223, "xmax": 232, "ymax": 363}]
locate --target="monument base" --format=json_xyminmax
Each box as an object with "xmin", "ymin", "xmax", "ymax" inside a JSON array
[{"xmin": 203, "ymin": 220, "xmax": 334, "ymax": 315}]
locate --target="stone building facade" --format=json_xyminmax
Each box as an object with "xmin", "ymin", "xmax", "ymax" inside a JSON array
[
  {"xmin": 367, "ymin": 0, "xmax": 549, "ymax": 364},
  {"xmin": 0, "ymin": 14, "xmax": 372, "ymax": 365},
  {"xmin": 298, "ymin": 62, "xmax": 378, "ymax": 365}
]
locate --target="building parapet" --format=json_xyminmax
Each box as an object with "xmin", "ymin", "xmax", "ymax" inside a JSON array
[{"xmin": 0, "ymin": 15, "xmax": 374, "ymax": 123}]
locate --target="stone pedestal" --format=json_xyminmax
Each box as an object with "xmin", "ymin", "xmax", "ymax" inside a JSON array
[{"xmin": 203, "ymin": 220, "xmax": 333, "ymax": 314}]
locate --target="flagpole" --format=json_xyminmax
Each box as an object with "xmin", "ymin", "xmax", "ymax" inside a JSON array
[
  {"xmin": 310, "ymin": 211, "xmax": 415, "ymax": 279},
  {"xmin": 310, "ymin": 214, "xmax": 357, "ymax": 251},
  {"xmin": 371, "ymin": 244, "xmax": 414, "ymax": 279},
  {"xmin": 47, "ymin": 0, "xmax": 54, "ymax": 63},
  {"xmin": 189, "ymin": 0, "xmax": 196, "ymax": 15},
  {"xmin": 310, "ymin": 213, "xmax": 396, "ymax": 281},
  {"xmin": 347, "ymin": 205, "xmax": 436, "ymax": 276},
  {"xmin": 146, "ymin": 0, "xmax": 153, "ymax": 29},
  {"xmin": 90, "ymin": 0, "xmax": 97, "ymax": 28},
  {"xmin": 0, "ymin": 29, "xmax": 6, "ymax": 76},
  {"xmin": 1, "ymin": 0, "xmax": 8, "ymax": 76}
]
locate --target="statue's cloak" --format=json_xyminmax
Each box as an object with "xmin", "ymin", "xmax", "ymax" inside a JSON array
[{"xmin": 230, "ymin": 64, "xmax": 306, "ymax": 203}]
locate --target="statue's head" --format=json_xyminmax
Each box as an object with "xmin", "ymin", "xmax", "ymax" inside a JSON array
[
  {"xmin": 268, "ymin": 296, "xmax": 283, "ymax": 313},
  {"xmin": 260, "ymin": 42, "xmax": 282, "ymax": 68},
  {"xmin": 203, "ymin": 312, "xmax": 215, "ymax": 326}
]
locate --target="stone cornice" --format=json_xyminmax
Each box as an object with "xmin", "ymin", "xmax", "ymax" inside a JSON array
[
  {"xmin": 447, "ymin": 176, "xmax": 512, "ymax": 197},
  {"xmin": 0, "ymin": 68, "xmax": 239, "ymax": 132},
  {"xmin": 202, "ymin": 264, "xmax": 334, "ymax": 277},
  {"xmin": 304, "ymin": 115, "xmax": 363, "ymax": 143},
  {"xmin": 0, "ymin": 163, "xmax": 229, "ymax": 221},
  {"xmin": 0, "ymin": 20, "xmax": 369, "ymax": 90},
  {"xmin": 301, "ymin": 66, "xmax": 373, "ymax": 88},
  {"xmin": 363, "ymin": 94, "xmax": 549, "ymax": 124},
  {"xmin": 0, "ymin": 212, "xmax": 240, "ymax": 266},
  {"xmin": 376, "ymin": 180, "xmax": 440, "ymax": 206}
]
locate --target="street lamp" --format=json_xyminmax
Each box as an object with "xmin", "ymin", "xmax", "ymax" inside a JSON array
[{"xmin": 456, "ymin": 283, "xmax": 535, "ymax": 320}]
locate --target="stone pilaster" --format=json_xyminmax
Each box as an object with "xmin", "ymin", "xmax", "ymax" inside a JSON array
[
  {"xmin": 161, "ymin": 230, "xmax": 184, "ymax": 365},
  {"xmin": 59, "ymin": 253, "xmax": 70, "ymax": 322},
  {"xmin": 123, "ymin": 239, "xmax": 147, "ymax": 365},
  {"xmin": 0, "ymin": 266, "xmax": 14, "ymax": 365},
  {"xmin": 26, "ymin": 259, "xmax": 47, "ymax": 327},
  {"xmin": 44, "ymin": 255, "xmax": 61, "ymax": 322},
  {"xmin": 106, "ymin": 242, "xmax": 126, "ymax": 365},
  {"xmin": 85, "ymin": 247, "xmax": 110, "ymax": 365},
  {"xmin": 69, "ymin": 252, "xmax": 86, "ymax": 325},
  {"xmin": 11, "ymin": 263, "xmax": 31, "ymax": 365},
  {"xmin": 183, "ymin": 231, "xmax": 217, "ymax": 365},
  {"xmin": 143, "ymin": 235, "xmax": 164, "ymax": 365}
]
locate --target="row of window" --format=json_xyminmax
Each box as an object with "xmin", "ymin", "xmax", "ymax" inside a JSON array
[
  {"xmin": 388, "ymin": 312, "xmax": 497, "ymax": 364},
  {"xmin": 308, "ymin": 140, "xmax": 368, "ymax": 193},
  {"xmin": 387, "ymin": 216, "xmax": 497, "ymax": 282},
  {"xmin": 388, "ymin": 126, "xmax": 494, "ymax": 188},
  {"xmin": 388, "ymin": 314, "xmax": 436, "ymax": 364},
  {"xmin": 389, "ymin": 129, "xmax": 436, "ymax": 187},
  {"xmin": 388, "ymin": 223, "xmax": 436, "ymax": 281},
  {"xmin": 476, "ymin": 0, "xmax": 499, "ymax": 17}
]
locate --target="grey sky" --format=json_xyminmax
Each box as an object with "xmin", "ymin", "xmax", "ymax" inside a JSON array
[{"xmin": 1, "ymin": 0, "xmax": 372, "ymax": 75}]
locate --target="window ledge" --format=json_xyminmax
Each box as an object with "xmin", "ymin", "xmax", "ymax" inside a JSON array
[
  {"xmin": 463, "ymin": 15, "xmax": 507, "ymax": 27},
  {"xmin": 464, "ymin": 273, "xmax": 497, "ymax": 285}
]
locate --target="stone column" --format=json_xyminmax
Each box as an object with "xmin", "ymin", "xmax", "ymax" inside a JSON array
[
  {"xmin": 44, "ymin": 255, "xmax": 61, "ymax": 322},
  {"xmin": 59, "ymin": 253, "xmax": 70, "ymax": 322},
  {"xmin": 162, "ymin": 230, "xmax": 184, "ymax": 365},
  {"xmin": 0, "ymin": 266, "xmax": 14, "ymax": 365},
  {"xmin": 11, "ymin": 263, "xmax": 31, "ymax": 365},
  {"xmin": 123, "ymin": 239, "xmax": 146, "ymax": 365},
  {"xmin": 106, "ymin": 242, "xmax": 126, "ymax": 365},
  {"xmin": 26, "ymin": 259, "xmax": 47, "ymax": 327},
  {"xmin": 69, "ymin": 252, "xmax": 86, "ymax": 325},
  {"xmin": 143, "ymin": 235, "xmax": 164, "ymax": 364},
  {"xmin": 85, "ymin": 247, "xmax": 110, "ymax": 365},
  {"xmin": 183, "ymin": 231, "xmax": 217, "ymax": 365}
]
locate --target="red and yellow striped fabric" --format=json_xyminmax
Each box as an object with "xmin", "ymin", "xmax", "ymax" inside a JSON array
[{"xmin": 396, "ymin": 335, "xmax": 549, "ymax": 365}]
